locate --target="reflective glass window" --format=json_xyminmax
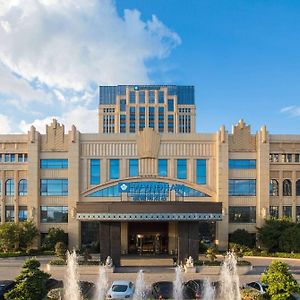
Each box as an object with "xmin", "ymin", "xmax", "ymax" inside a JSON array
[
  {"xmin": 229, "ymin": 159, "xmax": 256, "ymax": 169},
  {"xmin": 283, "ymin": 179, "xmax": 292, "ymax": 196},
  {"xmin": 90, "ymin": 159, "xmax": 100, "ymax": 185},
  {"xmin": 168, "ymin": 99, "xmax": 174, "ymax": 111},
  {"xmin": 158, "ymin": 91, "xmax": 164, "ymax": 103},
  {"xmin": 149, "ymin": 107, "xmax": 155, "ymax": 128},
  {"xmin": 149, "ymin": 91, "xmax": 155, "ymax": 103},
  {"xmin": 269, "ymin": 206, "xmax": 279, "ymax": 219},
  {"xmin": 120, "ymin": 115, "xmax": 126, "ymax": 133},
  {"xmin": 129, "ymin": 107, "xmax": 136, "ymax": 133},
  {"xmin": 229, "ymin": 206, "xmax": 256, "ymax": 223},
  {"xmin": 5, "ymin": 179, "xmax": 14, "ymax": 196},
  {"xmin": 10, "ymin": 154, "xmax": 15, "ymax": 162},
  {"xmin": 40, "ymin": 159, "xmax": 68, "ymax": 169},
  {"xmin": 129, "ymin": 91, "xmax": 136, "ymax": 104},
  {"xmin": 40, "ymin": 206, "xmax": 68, "ymax": 223},
  {"xmin": 283, "ymin": 206, "xmax": 292, "ymax": 218},
  {"xmin": 5, "ymin": 154, "xmax": 9, "ymax": 162},
  {"xmin": 139, "ymin": 107, "xmax": 145, "ymax": 131},
  {"xmin": 0, "ymin": 154, "xmax": 2, "ymax": 162},
  {"xmin": 110, "ymin": 159, "xmax": 120, "ymax": 180},
  {"xmin": 129, "ymin": 159, "xmax": 138, "ymax": 177},
  {"xmin": 196, "ymin": 159, "xmax": 206, "ymax": 184},
  {"xmin": 139, "ymin": 91, "xmax": 145, "ymax": 103},
  {"xmin": 87, "ymin": 185, "xmax": 120, "ymax": 197},
  {"xmin": 168, "ymin": 115, "xmax": 174, "ymax": 133},
  {"xmin": 177, "ymin": 159, "xmax": 187, "ymax": 179},
  {"xmin": 158, "ymin": 159, "xmax": 168, "ymax": 177},
  {"xmin": 296, "ymin": 180, "xmax": 300, "ymax": 196},
  {"xmin": 18, "ymin": 179, "xmax": 28, "ymax": 196},
  {"xmin": 270, "ymin": 179, "xmax": 279, "ymax": 196},
  {"xmin": 158, "ymin": 107, "xmax": 164, "ymax": 133},
  {"xmin": 5, "ymin": 206, "xmax": 14, "ymax": 222},
  {"xmin": 229, "ymin": 179, "xmax": 256, "ymax": 196},
  {"xmin": 120, "ymin": 99, "xmax": 126, "ymax": 112},
  {"xmin": 19, "ymin": 206, "xmax": 27, "ymax": 222},
  {"xmin": 40, "ymin": 179, "xmax": 68, "ymax": 196}
]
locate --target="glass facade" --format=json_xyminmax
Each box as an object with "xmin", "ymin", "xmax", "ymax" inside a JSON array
[
  {"xmin": 19, "ymin": 206, "xmax": 27, "ymax": 222},
  {"xmin": 196, "ymin": 159, "xmax": 206, "ymax": 185},
  {"xmin": 90, "ymin": 159, "xmax": 100, "ymax": 185},
  {"xmin": 158, "ymin": 91, "xmax": 164, "ymax": 103},
  {"xmin": 168, "ymin": 99, "xmax": 174, "ymax": 111},
  {"xmin": 283, "ymin": 206, "xmax": 292, "ymax": 218},
  {"xmin": 149, "ymin": 107, "xmax": 155, "ymax": 128},
  {"xmin": 129, "ymin": 159, "xmax": 138, "ymax": 177},
  {"xmin": 269, "ymin": 206, "xmax": 279, "ymax": 219},
  {"xmin": 18, "ymin": 179, "xmax": 28, "ymax": 196},
  {"xmin": 5, "ymin": 179, "xmax": 14, "ymax": 196},
  {"xmin": 158, "ymin": 159, "xmax": 168, "ymax": 177},
  {"xmin": 177, "ymin": 159, "xmax": 187, "ymax": 179},
  {"xmin": 229, "ymin": 159, "xmax": 256, "ymax": 169},
  {"xmin": 87, "ymin": 185, "xmax": 120, "ymax": 197},
  {"xmin": 229, "ymin": 206, "xmax": 256, "ymax": 223},
  {"xmin": 40, "ymin": 179, "xmax": 68, "ymax": 196},
  {"xmin": 229, "ymin": 179, "xmax": 256, "ymax": 196},
  {"xmin": 110, "ymin": 159, "xmax": 120, "ymax": 180},
  {"xmin": 40, "ymin": 206, "xmax": 68, "ymax": 223},
  {"xmin": 40, "ymin": 159, "xmax": 68, "ymax": 169},
  {"xmin": 5, "ymin": 206, "xmax": 14, "ymax": 222},
  {"xmin": 139, "ymin": 107, "xmax": 145, "ymax": 131}
]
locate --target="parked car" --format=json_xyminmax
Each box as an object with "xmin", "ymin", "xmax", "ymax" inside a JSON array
[
  {"xmin": 106, "ymin": 280, "xmax": 134, "ymax": 299},
  {"xmin": 0, "ymin": 281, "xmax": 15, "ymax": 300},
  {"xmin": 151, "ymin": 281, "xmax": 174, "ymax": 299},
  {"xmin": 242, "ymin": 281, "xmax": 268, "ymax": 295},
  {"xmin": 183, "ymin": 280, "xmax": 204, "ymax": 299}
]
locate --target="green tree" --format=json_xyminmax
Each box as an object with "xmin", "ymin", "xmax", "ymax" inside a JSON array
[
  {"xmin": 54, "ymin": 242, "xmax": 67, "ymax": 259},
  {"xmin": 42, "ymin": 227, "xmax": 68, "ymax": 250},
  {"xmin": 261, "ymin": 260, "xmax": 300, "ymax": 300},
  {"xmin": 0, "ymin": 222, "xmax": 19, "ymax": 252},
  {"xmin": 240, "ymin": 288, "xmax": 264, "ymax": 300},
  {"xmin": 229, "ymin": 229, "xmax": 255, "ymax": 248},
  {"xmin": 205, "ymin": 247, "xmax": 217, "ymax": 262},
  {"xmin": 229, "ymin": 243, "xmax": 245, "ymax": 260},
  {"xmin": 257, "ymin": 219, "xmax": 293, "ymax": 252},
  {"xmin": 5, "ymin": 258, "xmax": 50, "ymax": 300},
  {"xmin": 278, "ymin": 224, "xmax": 300, "ymax": 253},
  {"xmin": 19, "ymin": 221, "xmax": 39, "ymax": 251}
]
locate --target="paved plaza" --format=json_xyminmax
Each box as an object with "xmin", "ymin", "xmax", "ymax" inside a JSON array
[{"xmin": 1, "ymin": 256, "xmax": 300, "ymax": 287}]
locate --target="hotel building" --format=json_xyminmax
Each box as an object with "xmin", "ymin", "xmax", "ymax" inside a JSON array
[{"xmin": 0, "ymin": 84, "xmax": 300, "ymax": 265}]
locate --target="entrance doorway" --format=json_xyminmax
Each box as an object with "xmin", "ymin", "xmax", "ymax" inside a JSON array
[{"xmin": 128, "ymin": 222, "xmax": 168, "ymax": 255}]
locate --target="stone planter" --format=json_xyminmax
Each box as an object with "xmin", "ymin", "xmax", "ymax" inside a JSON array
[
  {"xmin": 196, "ymin": 265, "xmax": 252, "ymax": 275},
  {"xmin": 46, "ymin": 264, "xmax": 115, "ymax": 273}
]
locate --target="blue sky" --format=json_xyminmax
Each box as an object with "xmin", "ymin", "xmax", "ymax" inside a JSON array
[{"xmin": 0, "ymin": 0, "xmax": 300, "ymax": 134}]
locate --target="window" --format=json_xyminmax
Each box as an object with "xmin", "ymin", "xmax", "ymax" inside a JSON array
[
  {"xmin": 0, "ymin": 154, "xmax": 2, "ymax": 162},
  {"xmin": 296, "ymin": 180, "xmax": 300, "ymax": 196},
  {"xmin": 269, "ymin": 206, "xmax": 279, "ymax": 219},
  {"xmin": 110, "ymin": 159, "xmax": 120, "ymax": 180},
  {"xmin": 270, "ymin": 179, "xmax": 279, "ymax": 196},
  {"xmin": 229, "ymin": 179, "xmax": 256, "ymax": 196},
  {"xmin": 168, "ymin": 99, "xmax": 174, "ymax": 111},
  {"xmin": 5, "ymin": 206, "xmax": 14, "ymax": 222},
  {"xmin": 129, "ymin": 107, "xmax": 135, "ymax": 133},
  {"xmin": 158, "ymin": 91, "xmax": 164, "ymax": 103},
  {"xmin": 139, "ymin": 107, "xmax": 145, "ymax": 131},
  {"xmin": 229, "ymin": 206, "xmax": 256, "ymax": 223},
  {"xmin": 196, "ymin": 159, "xmax": 206, "ymax": 184},
  {"xmin": 129, "ymin": 159, "xmax": 138, "ymax": 177},
  {"xmin": 40, "ymin": 179, "xmax": 68, "ymax": 196},
  {"xmin": 40, "ymin": 159, "xmax": 68, "ymax": 169},
  {"xmin": 283, "ymin": 179, "xmax": 292, "ymax": 196},
  {"xmin": 120, "ymin": 115, "xmax": 126, "ymax": 133},
  {"xmin": 11, "ymin": 154, "xmax": 15, "ymax": 162},
  {"xmin": 149, "ymin": 91, "xmax": 155, "ymax": 103},
  {"xmin": 18, "ymin": 154, "xmax": 23, "ymax": 162},
  {"xmin": 229, "ymin": 159, "xmax": 256, "ymax": 169},
  {"xmin": 177, "ymin": 159, "xmax": 187, "ymax": 179},
  {"xmin": 139, "ymin": 91, "xmax": 145, "ymax": 103},
  {"xmin": 295, "ymin": 154, "xmax": 300, "ymax": 163},
  {"xmin": 158, "ymin": 107, "xmax": 164, "ymax": 133},
  {"xmin": 5, "ymin": 179, "xmax": 14, "ymax": 196},
  {"xmin": 149, "ymin": 107, "xmax": 155, "ymax": 128},
  {"xmin": 120, "ymin": 99, "xmax": 126, "ymax": 112},
  {"xmin": 5, "ymin": 154, "xmax": 9, "ymax": 162},
  {"xmin": 297, "ymin": 206, "xmax": 300, "ymax": 222},
  {"xmin": 18, "ymin": 179, "xmax": 28, "ymax": 196},
  {"xmin": 19, "ymin": 206, "xmax": 27, "ymax": 222},
  {"xmin": 0, "ymin": 181, "xmax": 1, "ymax": 195},
  {"xmin": 129, "ymin": 91, "xmax": 136, "ymax": 104},
  {"xmin": 158, "ymin": 159, "xmax": 168, "ymax": 177},
  {"xmin": 283, "ymin": 206, "xmax": 292, "ymax": 218},
  {"xmin": 269, "ymin": 153, "xmax": 279, "ymax": 163},
  {"xmin": 90, "ymin": 159, "xmax": 100, "ymax": 185},
  {"xmin": 40, "ymin": 206, "xmax": 68, "ymax": 223},
  {"xmin": 282, "ymin": 153, "xmax": 292, "ymax": 163},
  {"xmin": 168, "ymin": 115, "xmax": 174, "ymax": 133},
  {"xmin": 87, "ymin": 185, "xmax": 120, "ymax": 197}
]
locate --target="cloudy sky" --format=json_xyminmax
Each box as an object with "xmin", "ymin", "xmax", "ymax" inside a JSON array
[{"xmin": 0, "ymin": 0, "xmax": 300, "ymax": 134}]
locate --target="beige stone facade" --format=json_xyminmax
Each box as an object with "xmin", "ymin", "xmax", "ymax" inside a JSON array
[{"xmin": 1, "ymin": 86, "xmax": 300, "ymax": 262}]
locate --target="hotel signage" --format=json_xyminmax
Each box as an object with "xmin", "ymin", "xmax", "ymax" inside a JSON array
[{"xmin": 118, "ymin": 182, "xmax": 185, "ymax": 194}]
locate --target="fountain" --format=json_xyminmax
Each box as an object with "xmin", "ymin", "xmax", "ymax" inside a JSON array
[
  {"xmin": 94, "ymin": 265, "xmax": 108, "ymax": 300},
  {"xmin": 64, "ymin": 250, "xmax": 82, "ymax": 300},
  {"xmin": 133, "ymin": 270, "xmax": 147, "ymax": 300},
  {"xmin": 202, "ymin": 278, "xmax": 215, "ymax": 300},
  {"xmin": 173, "ymin": 266, "xmax": 184, "ymax": 300}
]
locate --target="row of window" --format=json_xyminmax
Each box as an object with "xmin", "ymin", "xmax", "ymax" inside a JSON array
[
  {"xmin": 126, "ymin": 90, "xmax": 167, "ymax": 105},
  {"xmin": 270, "ymin": 205, "xmax": 300, "ymax": 221},
  {"xmin": 40, "ymin": 159, "xmax": 68, "ymax": 169},
  {"xmin": 0, "ymin": 206, "xmax": 28, "ymax": 222},
  {"xmin": 270, "ymin": 153, "xmax": 300, "ymax": 163},
  {"xmin": 270, "ymin": 179, "xmax": 300, "ymax": 196},
  {"xmin": 229, "ymin": 159, "xmax": 256, "ymax": 169},
  {"xmin": 0, "ymin": 153, "xmax": 28, "ymax": 163},
  {"xmin": 229, "ymin": 179, "xmax": 256, "ymax": 196},
  {"xmin": 1, "ymin": 179, "xmax": 27, "ymax": 196},
  {"xmin": 90, "ymin": 159, "xmax": 207, "ymax": 185}
]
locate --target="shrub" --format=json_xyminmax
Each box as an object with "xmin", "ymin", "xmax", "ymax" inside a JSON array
[
  {"xmin": 5, "ymin": 258, "xmax": 50, "ymax": 300},
  {"xmin": 49, "ymin": 259, "xmax": 66, "ymax": 265},
  {"xmin": 230, "ymin": 229, "xmax": 255, "ymax": 248},
  {"xmin": 261, "ymin": 260, "xmax": 300, "ymax": 299},
  {"xmin": 42, "ymin": 228, "xmax": 68, "ymax": 250},
  {"xmin": 240, "ymin": 288, "xmax": 263, "ymax": 300},
  {"xmin": 205, "ymin": 247, "xmax": 217, "ymax": 262},
  {"xmin": 54, "ymin": 242, "xmax": 67, "ymax": 259},
  {"xmin": 199, "ymin": 240, "xmax": 208, "ymax": 254},
  {"xmin": 0, "ymin": 222, "xmax": 20, "ymax": 252},
  {"xmin": 19, "ymin": 221, "xmax": 39, "ymax": 251},
  {"xmin": 278, "ymin": 224, "xmax": 300, "ymax": 253}
]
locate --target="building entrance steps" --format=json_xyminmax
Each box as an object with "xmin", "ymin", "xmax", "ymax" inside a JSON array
[{"xmin": 120, "ymin": 255, "xmax": 174, "ymax": 267}]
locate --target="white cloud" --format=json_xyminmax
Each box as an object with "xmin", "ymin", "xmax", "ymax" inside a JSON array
[
  {"xmin": 0, "ymin": 114, "xmax": 12, "ymax": 133},
  {"xmin": 280, "ymin": 106, "xmax": 300, "ymax": 117},
  {"xmin": 0, "ymin": 0, "xmax": 181, "ymax": 93}
]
